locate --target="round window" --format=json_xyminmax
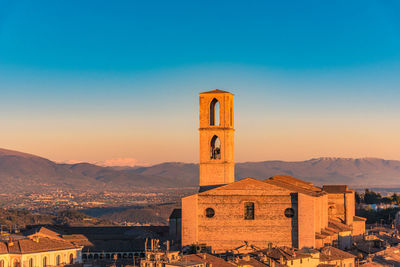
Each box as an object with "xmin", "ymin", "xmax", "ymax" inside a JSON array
[
  {"xmin": 284, "ymin": 208, "xmax": 295, "ymax": 218},
  {"xmin": 205, "ymin": 208, "xmax": 215, "ymax": 218}
]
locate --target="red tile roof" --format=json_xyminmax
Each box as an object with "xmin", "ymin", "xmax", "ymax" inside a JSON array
[
  {"xmin": 319, "ymin": 246, "xmax": 355, "ymax": 261},
  {"xmin": 4, "ymin": 237, "xmax": 79, "ymax": 254},
  {"xmin": 182, "ymin": 253, "xmax": 235, "ymax": 267}
]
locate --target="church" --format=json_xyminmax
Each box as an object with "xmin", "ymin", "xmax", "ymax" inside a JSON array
[{"xmin": 181, "ymin": 89, "xmax": 366, "ymax": 253}]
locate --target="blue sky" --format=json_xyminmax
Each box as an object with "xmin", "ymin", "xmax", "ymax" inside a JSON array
[{"xmin": 1, "ymin": 0, "xmax": 400, "ymax": 164}]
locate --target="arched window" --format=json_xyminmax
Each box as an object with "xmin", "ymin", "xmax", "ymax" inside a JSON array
[
  {"xmin": 210, "ymin": 98, "xmax": 220, "ymax": 126},
  {"xmin": 0, "ymin": 260, "xmax": 4, "ymax": 267},
  {"xmin": 29, "ymin": 258, "xmax": 33, "ymax": 267},
  {"xmin": 13, "ymin": 259, "xmax": 20, "ymax": 267},
  {"xmin": 244, "ymin": 202, "xmax": 255, "ymax": 220},
  {"xmin": 56, "ymin": 255, "xmax": 61, "ymax": 266},
  {"xmin": 42, "ymin": 257, "xmax": 47, "ymax": 267},
  {"xmin": 69, "ymin": 254, "xmax": 74, "ymax": 264},
  {"xmin": 210, "ymin": 135, "xmax": 221, "ymax": 160}
]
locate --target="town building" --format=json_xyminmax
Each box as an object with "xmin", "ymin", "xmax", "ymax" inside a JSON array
[
  {"xmin": 181, "ymin": 90, "xmax": 366, "ymax": 253},
  {"xmin": 0, "ymin": 232, "xmax": 82, "ymax": 267}
]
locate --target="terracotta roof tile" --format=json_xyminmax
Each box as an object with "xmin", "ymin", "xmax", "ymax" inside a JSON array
[
  {"xmin": 354, "ymin": 216, "xmax": 367, "ymax": 221},
  {"xmin": 323, "ymin": 185, "xmax": 353, "ymax": 193},
  {"xmin": 4, "ymin": 237, "xmax": 78, "ymax": 254},
  {"xmin": 319, "ymin": 246, "xmax": 355, "ymax": 261},
  {"xmin": 0, "ymin": 242, "xmax": 8, "ymax": 254},
  {"xmin": 328, "ymin": 219, "xmax": 352, "ymax": 232},
  {"xmin": 264, "ymin": 176, "xmax": 325, "ymax": 197},
  {"xmin": 182, "ymin": 253, "xmax": 235, "ymax": 267}
]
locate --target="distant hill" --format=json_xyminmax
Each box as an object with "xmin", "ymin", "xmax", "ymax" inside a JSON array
[
  {"xmin": 0, "ymin": 208, "xmax": 111, "ymax": 228},
  {"xmin": 235, "ymin": 157, "xmax": 400, "ymax": 187},
  {"xmin": 1, "ymin": 148, "xmax": 400, "ymax": 193},
  {"xmin": 0, "ymin": 148, "xmax": 197, "ymax": 193}
]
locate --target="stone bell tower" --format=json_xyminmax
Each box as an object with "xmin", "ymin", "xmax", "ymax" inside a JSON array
[{"xmin": 199, "ymin": 89, "xmax": 235, "ymax": 189}]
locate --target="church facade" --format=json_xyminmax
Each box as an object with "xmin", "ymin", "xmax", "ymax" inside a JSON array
[{"xmin": 181, "ymin": 90, "xmax": 365, "ymax": 253}]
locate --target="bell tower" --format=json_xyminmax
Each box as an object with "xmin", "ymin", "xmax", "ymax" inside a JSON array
[{"xmin": 199, "ymin": 89, "xmax": 235, "ymax": 189}]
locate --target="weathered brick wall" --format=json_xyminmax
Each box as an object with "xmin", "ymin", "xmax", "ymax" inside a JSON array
[
  {"xmin": 352, "ymin": 219, "xmax": 365, "ymax": 239},
  {"xmin": 344, "ymin": 192, "xmax": 355, "ymax": 226},
  {"xmin": 322, "ymin": 194, "xmax": 329, "ymax": 229},
  {"xmin": 314, "ymin": 194, "xmax": 329, "ymax": 234},
  {"xmin": 194, "ymin": 185, "xmax": 297, "ymax": 252},
  {"xmin": 327, "ymin": 193, "xmax": 346, "ymax": 222},
  {"xmin": 199, "ymin": 91, "xmax": 235, "ymax": 187},
  {"xmin": 197, "ymin": 195, "xmax": 294, "ymax": 252},
  {"xmin": 327, "ymin": 192, "xmax": 355, "ymax": 226},
  {"xmin": 182, "ymin": 194, "xmax": 198, "ymax": 247},
  {"xmin": 298, "ymin": 193, "xmax": 315, "ymax": 248}
]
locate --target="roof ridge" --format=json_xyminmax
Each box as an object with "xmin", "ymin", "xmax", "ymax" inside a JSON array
[{"xmin": 200, "ymin": 89, "xmax": 233, "ymax": 94}]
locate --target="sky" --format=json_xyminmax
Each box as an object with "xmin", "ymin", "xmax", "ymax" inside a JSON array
[{"xmin": 1, "ymin": 0, "xmax": 400, "ymax": 165}]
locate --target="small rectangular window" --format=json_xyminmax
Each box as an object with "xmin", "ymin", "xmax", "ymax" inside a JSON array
[{"xmin": 244, "ymin": 202, "xmax": 254, "ymax": 220}]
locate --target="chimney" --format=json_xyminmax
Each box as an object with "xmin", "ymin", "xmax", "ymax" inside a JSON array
[
  {"xmin": 167, "ymin": 240, "xmax": 170, "ymax": 252},
  {"xmin": 202, "ymin": 254, "xmax": 206, "ymax": 260},
  {"xmin": 279, "ymin": 256, "xmax": 284, "ymax": 265},
  {"xmin": 8, "ymin": 236, "xmax": 14, "ymax": 247}
]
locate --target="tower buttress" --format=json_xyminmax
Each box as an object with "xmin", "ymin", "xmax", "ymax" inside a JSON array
[{"xmin": 199, "ymin": 89, "xmax": 235, "ymax": 188}]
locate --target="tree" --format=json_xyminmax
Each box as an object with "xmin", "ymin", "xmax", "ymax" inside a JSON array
[
  {"xmin": 392, "ymin": 193, "xmax": 400, "ymax": 205},
  {"xmin": 381, "ymin": 197, "xmax": 392, "ymax": 204},
  {"xmin": 364, "ymin": 189, "xmax": 382, "ymax": 204},
  {"xmin": 355, "ymin": 192, "xmax": 362, "ymax": 204}
]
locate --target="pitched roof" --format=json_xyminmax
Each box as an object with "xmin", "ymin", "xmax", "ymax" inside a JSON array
[
  {"xmin": 319, "ymin": 246, "xmax": 355, "ymax": 261},
  {"xmin": 328, "ymin": 219, "xmax": 352, "ymax": 232},
  {"xmin": 181, "ymin": 253, "xmax": 235, "ymax": 267},
  {"xmin": 264, "ymin": 175, "xmax": 325, "ymax": 197},
  {"xmin": 199, "ymin": 178, "xmax": 292, "ymax": 195},
  {"xmin": 199, "ymin": 89, "xmax": 233, "ymax": 95},
  {"xmin": 354, "ymin": 216, "xmax": 367, "ymax": 222},
  {"xmin": 61, "ymin": 235, "xmax": 93, "ymax": 247},
  {"xmin": 197, "ymin": 175, "xmax": 328, "ymax": 197},
  {"xmin": 260, "ymin": 246, "xmax": 310, "ymax": 261},
  {"xmin": 23, "ymin": 227, "xmax": 61, "ymax": 238},
  {"xmin": 5, "ymin": 237, "xmax": 78, "ymax": 254},
  {"xmin": 236, "ymin": 257, "xmax": 267, "ymax": 267},
  {"xmin": 0, "ymin": 242, "xmax": 8, "ymax": 254},
  {"xmin": 322, "ymin": 185, "xmax": 353, "ymax": 193}
]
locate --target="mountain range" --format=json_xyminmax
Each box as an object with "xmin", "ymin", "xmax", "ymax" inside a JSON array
[{"xmin": 1, "ymin": 148, "xmax": 400, "ymax": 193}]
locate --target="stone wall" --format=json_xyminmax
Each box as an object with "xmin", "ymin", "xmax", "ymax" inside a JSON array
[
  {"xmin": 298, "ymin": 193, "xmax": 316, "ymax": 248},
  {"xmin": 182, "ymin": 194, "xmax": 198, "ymax": 247}
]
